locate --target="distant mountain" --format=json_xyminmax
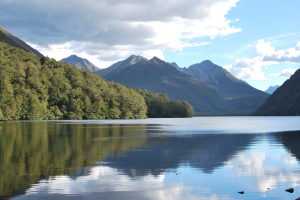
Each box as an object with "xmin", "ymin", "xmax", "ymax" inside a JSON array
[
  {"xmin": 100, "ymin": 55, "xmax": 244, "ymax": 115},
  {"xmin": 173, "ymin": 60, "xmax": 269, "ymax": 113},
  {"xmin": 61, "ymin": 55, "xmax": 99, "ymax": 73},
  {"xmin": 178, "ymin": 60, "xmax": 267, "ymax": 98},
  {"xmin": 95, "ymin": 55, "xmax": 147, "ymax": 77},
  {"xmin": 265, "ymin": 85, "xmax": 279, "ymax": 94},
  {"xmin": 254, "ymin": 68, "xmax": 300, "ymax": 116},
  {"xmin": 167, "ymin": 62, "xmax": 181, "ymax": 71},
  {"xmin": 0, "ymin": 25, "xmax": 44, "ymax": 57}
]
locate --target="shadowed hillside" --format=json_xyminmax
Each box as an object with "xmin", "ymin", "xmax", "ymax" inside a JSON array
[
  {"xmin": 254, "ymin": 68, "xmax": 300, "ymax": 115},
  {"xmin": 102, "ymin": 56, "xmax": 239, "ymax": 115},
  {"xmin": 178, "ymin": 60, "xmax": 270, "ymax": 112}
]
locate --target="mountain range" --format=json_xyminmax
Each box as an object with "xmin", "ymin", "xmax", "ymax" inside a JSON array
[
  {"xmin": 93, "ymin": 55, "xmax": 270, "ymax": 115},
  {"xmin": 178, "ymin": 60, "xmax": 266, "ymax": 98},
  {"xmin": 0, "ymin": 24, "xmax": 272, "ymax": 116},
  {"xmin": 0, "ymin": 25, "xmax": 44, "ymax": 57},
  {"xmin": 61, "ymin": 55, "xmax": 100, "ymax": 73},
  {"xmin": 265, "ymin": 85, "xmax": 280, "ymax": 94}
]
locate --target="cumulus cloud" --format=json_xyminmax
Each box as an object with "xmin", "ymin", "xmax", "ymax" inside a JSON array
[
  {"xmin": 20, "ymin": 165, "xmax": 228, "ymax": 200},
  {"xmin": 263, "ymin": 41, "xmax": 300, "ymax": 63},
  {"xmin": 230, "ymin": 57, "xmax": 268, "ymax": 80},
  {"xmin": 253, "ymin": 39, "xmax": 275, "ymax": 57},
  {"xmin": 269, "ymin": 68, "xmax": 297, "ymax": 77},
  {"xmin": 0, "ymin": 0, "xmax": 241, "ymax": 68},
  {"xmin": 230, "ymin": 40, "xmax": 300, "ymax": 80},
  {"xmin": 230, "ymin": 151, "xmax": 300, "ymax": 192}
]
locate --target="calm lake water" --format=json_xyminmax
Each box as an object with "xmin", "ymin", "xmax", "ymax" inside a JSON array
[{"xmin": 1, "ymin": 117, "xmax": 300, "ymax": 200}]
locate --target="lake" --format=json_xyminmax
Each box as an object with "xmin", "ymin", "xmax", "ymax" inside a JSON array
[{"xmin": 1, "ymin": 117, "xmax": 300, "ymax": 200}]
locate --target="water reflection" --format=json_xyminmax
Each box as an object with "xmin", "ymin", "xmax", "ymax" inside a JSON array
[
  {"xmin": 274, "ymin": 131, "xmax": 300, "ymax": 161},
  {"xmin": 0, "ymin": 121, "xmax": 148, "ymax": 198},
  {"xmin": 103, "ymin": 134, "xmax": 255, "ymax": 177},
  {"xmin": 0, "ymin": 119, "xmax": 300, "ymax": 199}
]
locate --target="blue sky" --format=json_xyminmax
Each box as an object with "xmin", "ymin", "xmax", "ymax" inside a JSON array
[
  {"xmin": 164, "ymin": 0, "xmax": 300, "ymax": 90},
  {"xmin": 1, "ymin": 0, "xmax": 299, "ymax": 91}
]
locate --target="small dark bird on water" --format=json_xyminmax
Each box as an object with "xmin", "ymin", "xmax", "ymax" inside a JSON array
[
  {"xmin": 238, "ymin": 191, "xmax": 244, "ymax": 194},
  {"xmin": 285, "ymin": 188, "xmax": 294, "ymax": 193}
]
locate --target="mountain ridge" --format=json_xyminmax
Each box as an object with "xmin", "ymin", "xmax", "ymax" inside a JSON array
[
  {"xmin": 0, "ymin": 25, "xmax": 44, "ymax": 57},
  {"xmin": 99, "ymin": 56, "xmax": 270, "ymax": 115},
  {"xmin": 178, "ymin": 60, "xmax": 267, "ymax": 98},
  {"xmin": 265, "ymin": 85, "xmax": 280, "ymax": 94},
  {"xmin": 96, "ymin": 55, "xmax": 148, "ymax": 77},
  {"xmin": 253, "ymin": 68, "xmax": 300, "ymax": 116},
  {"xmin": 100, "ymin": 56, "xmax": 243, "ymax": 115},
  {"xmin": 61, "ymin": 54, "xmax": 99, "ymax": 73}
]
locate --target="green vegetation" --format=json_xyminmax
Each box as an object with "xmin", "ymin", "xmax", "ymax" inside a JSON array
[
  {"xmin": 137, "ymin": 89, "xmax": 194, "ymax": 118},
  {"xmin": 0, "ymin": 25, "xmax": 44, "ymax": 57},
  {"xmin": 0, "ymin": 42, "xmax": 194, "ymax": 120},
  {"xmin": 0, "ymin": 30, "xmax": 30, "ymax": 53},
  {"xmin": 0, "ymin": 42, "xmax": 147, "ymax": 120}
]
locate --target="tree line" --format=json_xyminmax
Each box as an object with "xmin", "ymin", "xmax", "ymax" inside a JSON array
[{"xmin": 0, "ymin": 42, "xmax": 194, "ymax": 120}]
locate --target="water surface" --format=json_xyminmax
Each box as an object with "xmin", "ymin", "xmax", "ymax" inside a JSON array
[{"xmin": 1, "ymin": 117, "xmax": 300, "ymax": 199}]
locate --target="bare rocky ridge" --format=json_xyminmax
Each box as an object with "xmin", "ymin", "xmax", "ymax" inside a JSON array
[
  {"xmin": 61, "ymin": 54, "xmax": 99, "ymax": 73},
  {"xmin": 177, "ymin": 60, "xmax": 267, "ymax": 98},
  {"xmin": 95, "ymin": 55, "xmax": 148, "ymax": 77}
]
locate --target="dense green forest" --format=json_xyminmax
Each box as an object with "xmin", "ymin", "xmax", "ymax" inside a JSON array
[
  {"xmin": 136, "ymin": 89, "xmax": 194, "ymax": 118},
  {"xmin": 0, "ymin": 42, "xmax": 148, "ymax": 120},
  {"xmin": 0, "ymin": 42, "xmax": 194, "ymax": 120}
]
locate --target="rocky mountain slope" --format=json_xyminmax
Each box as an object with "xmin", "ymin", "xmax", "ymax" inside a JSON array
[
  {"xmin": 179, "ymin": 60, "xmax": 268, "ymax": 98},
  {"xmin": 95, "ymin": 55, "xmax": 147, "ymax": 77},
  {"xmin": 61, "ymin": 54, "xmax": 99, "ymax": 73}
]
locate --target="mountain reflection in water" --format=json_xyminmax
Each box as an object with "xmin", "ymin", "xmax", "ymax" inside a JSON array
[{"xmin": 0, "ymin": 117, "xmax": 300, "ymax": 199}]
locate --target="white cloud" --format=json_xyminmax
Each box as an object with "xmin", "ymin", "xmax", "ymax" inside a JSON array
[
  {"xmin": 270, "ymin": 68, "xmax": 297, "ymax": 77},
  {"xmin": 263, "ymin": 41, "xmax": 300, "ymax": 63},
  {"xmin": 0, "ymin": 0, "xmax": 241, "ymax": 68},
  {"xmin": 19, "ymin": 165, "xmax": 228, "ymax": 200},
  {"xmin": 230, "ymin": 57, "xmax": 268, "ymax": 80},
  {"xmin": 280, "ymin": 68, "xmax": 297, "ymax": 76},
  {"xmin": 253, "ymin": 39, "xmax": 275, "ymax": 57},
  {"xmin": 230, "ymin": 151, "xmax": 300, "ymax": 192},
  {"xmin": 230, "ymin": 40, "xmax": 300, "ymax": 80}
]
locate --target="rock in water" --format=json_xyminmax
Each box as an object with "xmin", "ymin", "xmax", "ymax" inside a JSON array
[{"xmin": 285, "ymin": 188, "xmax": 294, "ymax": 193}]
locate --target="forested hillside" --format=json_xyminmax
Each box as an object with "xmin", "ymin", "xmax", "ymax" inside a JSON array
[
  {"xmin": 0, "ymin": 42, "xmax": 194, "ymax": 120},
  {"xmin": 136, "ymin": 89, "xmax": 194, "ymax": 118},
  {"xmin": 0, "ymin": 42, "xmax": 148, "ymax": 120},
  {"xmin": 0, "ymin": 25, "xmax": 44, "ymax": 57}
]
